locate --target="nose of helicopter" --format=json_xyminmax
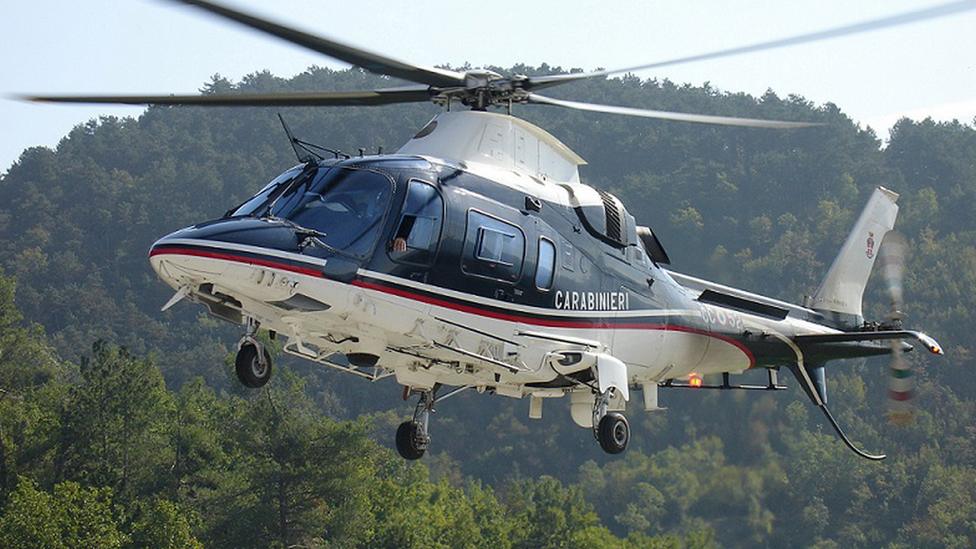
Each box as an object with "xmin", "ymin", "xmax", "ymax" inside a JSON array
[
  {"xmin": 148, "ymin": 217, "xmax": 315, "ymax": 291},
  {"xmin": 153, "ymin": 217, "xmax": 304, "ymax": 252}
]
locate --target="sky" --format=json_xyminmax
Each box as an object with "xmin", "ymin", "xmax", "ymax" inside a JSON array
[{"xmin": 2, "ymin": 0, "xmax": 975, "ymax": 175}]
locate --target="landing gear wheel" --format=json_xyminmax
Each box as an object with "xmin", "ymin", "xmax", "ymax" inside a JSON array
[
  {"xmin": 597, "ymin": 412, "xmax": 630, "ymax": 454},
  {"xmin": 235, "ymin": 343, "xmax": 272, "ymax": 388},
  {"xmin": 395, "ymin": 420, "xmax": 428, "ymax": 460}
]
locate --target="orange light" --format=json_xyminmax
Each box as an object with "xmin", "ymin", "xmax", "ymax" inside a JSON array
[{"xmin": 689, "ymin": 373, "xmax": 703, "ymax": 388}]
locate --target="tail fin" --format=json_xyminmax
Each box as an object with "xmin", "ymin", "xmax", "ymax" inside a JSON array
[{"xmin": 809, "ymin": 187, "xmax": 899, "ymax": 324}]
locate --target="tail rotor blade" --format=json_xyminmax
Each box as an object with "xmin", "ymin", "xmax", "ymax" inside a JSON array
[
  {"xmin": 887, "ymin": 341, "xmax": 914, "ymax": 425},
  {"xmin": 880, "ymin": 232, "xmax": 913, "ymax": 425},
  {"xmin": 879, "ymin": 231, "xmax": 907, "ymax": 317}
]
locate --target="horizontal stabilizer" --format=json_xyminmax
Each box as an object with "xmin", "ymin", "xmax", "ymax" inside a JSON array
[{"xmin": 795, "ymin": 330, "xmax": 943, "ymax": 355}]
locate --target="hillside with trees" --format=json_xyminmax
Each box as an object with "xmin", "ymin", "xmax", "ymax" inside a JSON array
[{"xmin": 1, "ymin": 66, "xmax": 974, "ymax": 548}]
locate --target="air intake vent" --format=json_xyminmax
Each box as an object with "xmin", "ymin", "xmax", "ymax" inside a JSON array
[{"xmin": 598, "ymin": 190, "xmax": 623, "ymax": 243}]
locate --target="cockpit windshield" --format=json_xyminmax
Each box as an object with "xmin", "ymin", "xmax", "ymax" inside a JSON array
[
  {"xmin": 230, "ymin": 166, "xmax": 305, "ymax": 218},
  {"xmin": 267, "ymin": 167, "xmax": 394, "ymax": 258}
]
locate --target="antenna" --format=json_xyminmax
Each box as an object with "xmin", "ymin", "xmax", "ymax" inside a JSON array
[
  {"xmin": 277, "ymin": 113, "xmax": 349, "ymax": 161},
  {"xmin": 277, "ymin": 113, "xmax": 316, "ymax": 163}
]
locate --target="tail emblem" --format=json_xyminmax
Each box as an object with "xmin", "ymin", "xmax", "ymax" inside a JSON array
[{"xmin": 866, "ymin": 232, "xmax": 876, "ymax": 259}]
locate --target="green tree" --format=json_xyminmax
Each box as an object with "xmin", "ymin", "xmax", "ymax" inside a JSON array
[
  {"xmin": 505, "ymin": 475, "xmax": 601, "ymax": 549},
  {"xmin": 56, "ymin": 341, "xmax": 172, "ymax": 502},
  {"xmin": 199, "ymin": 374, "xmax": 384, "ymax": 548},
  {"xmin": 0, "ymin": 270, "xmax": 64, "ymax": 503},
  {"xmin": 0, "ymin": 478, "xmax": 125, "ymax": 549},
  {"xmin": 127, "ymin": 498, "xmax": 203, "ymax": 549}
]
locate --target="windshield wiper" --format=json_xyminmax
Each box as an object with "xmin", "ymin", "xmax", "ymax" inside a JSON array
[
  {"xmin": 262, "ymin": 216, "xmax": 347, "ymax": 256},
  {"xmin": 266, "ymin": 215, "xmax": 325, "ymax": 238}
]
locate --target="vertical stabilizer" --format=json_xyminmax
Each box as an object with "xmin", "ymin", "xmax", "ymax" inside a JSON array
[{"xmin": 810, "ymin": 187, "xmax": 899, "ymax": 319}]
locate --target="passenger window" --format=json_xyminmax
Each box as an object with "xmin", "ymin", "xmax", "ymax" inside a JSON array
[
  {"xmin": 463, "ymin": 210, "xmax": 525, "ymax": 282},
  {"xmin": 536, "ymin": 238, "xmax": 556, "ymax": 289},
  {"xmin": 390, "ymin": 180, "xmax": 443, "ymax": 264},
  {"xmin": 477, "ymin": 227, "xmax": 517, "ymax": 265}
]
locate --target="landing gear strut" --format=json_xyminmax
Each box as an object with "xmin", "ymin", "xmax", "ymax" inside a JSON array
[
  {"xmin": 395, "ymin": 385, "xmax": 472, "ymax": 460},
  {"xmin": 235, "ymin": 318, "xmax": 272, "ymax": 388},
  {"xmin": 396, "ymin": 389, "xmax": 433, "ymax": 460},
  {"xmin": 593, "ymin": 388, "xmax": 629, "ymax": 454}
]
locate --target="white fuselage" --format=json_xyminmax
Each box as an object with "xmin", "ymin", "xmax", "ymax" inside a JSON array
[{"xmin": 151, "ymin": 237, "xmax": 762, "ymax": 398}]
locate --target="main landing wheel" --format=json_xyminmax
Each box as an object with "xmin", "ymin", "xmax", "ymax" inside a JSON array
[
  {"xmin": 235, "ymin": 343, "xmax": 272, "ymax": 389},
  {"xmin": 395, "ymin": 420, "xmax": 428, "ymax": 460},
  {"xmin": 597, "ymin": 412, "xmax": 630, "ymax": 454}
]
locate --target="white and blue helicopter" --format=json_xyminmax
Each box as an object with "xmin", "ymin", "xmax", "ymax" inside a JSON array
[{"xmin": 27, "ymin": 0, "xmax": 957, "ymax": 460}]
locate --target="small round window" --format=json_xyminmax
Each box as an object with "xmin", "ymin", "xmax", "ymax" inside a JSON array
[{"xmin": 536, "ymin": 238, "xmax": 556, "ymax": 290}]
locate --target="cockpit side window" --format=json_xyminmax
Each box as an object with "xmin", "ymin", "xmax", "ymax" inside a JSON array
[
  {"xmin": 462, "ymin": 210, "xmax": 524, "ymax": 282},
  {"xmin": 389, "ymin": 180, "xmax": 443, "ymax": 264}
]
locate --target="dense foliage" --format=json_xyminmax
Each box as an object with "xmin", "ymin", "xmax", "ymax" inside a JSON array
[{"xmin": 0, "ymin": 66, "xmax": 974, "ymax": 547}]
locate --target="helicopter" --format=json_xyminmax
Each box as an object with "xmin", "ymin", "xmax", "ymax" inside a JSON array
[{"xmin": 26, "ymin": 0, "xmax": 960, "ymax": 460}]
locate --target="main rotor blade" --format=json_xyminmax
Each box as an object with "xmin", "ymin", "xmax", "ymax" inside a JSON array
[
  {"xmin": 22, "ymin": 86, "xmax": 433, "ymax": 107},
  {"xmin": 527, "ymin": 0, "xmax": 976, "ymax": 90},
  {"xmin": 169, "ymin": 0, "xmax": 464, "ymax": 88},
  {"xmin": 527, "ymin": 93, "xmax": 820, "ymax": 129}
]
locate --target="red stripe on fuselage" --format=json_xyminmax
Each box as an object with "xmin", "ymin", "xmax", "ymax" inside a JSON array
[
  {"xmin": 351, "ymin": 279, "xmax": 615, "ymax": 328},
  {"xmin": 149, "ymin": 246, "xmax": 323, "ymax": 278},
  {"xmin": 149, "ymin": 244, "xmax": 755, "ymax": 367},
  {"xmin": 352, "ymin": 279, "xmax": 756, "ymax": 368}
]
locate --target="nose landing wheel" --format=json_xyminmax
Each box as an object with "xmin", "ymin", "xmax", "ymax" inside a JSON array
[
  {"xmin": 235, "ymin": 318, "xmax": 272, "ymax": 389},
  {"xmin": 235, "ymin": 342, "xmax": 272, "ymax": 388}
]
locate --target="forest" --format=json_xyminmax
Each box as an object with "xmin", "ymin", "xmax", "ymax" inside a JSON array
[{"xmin": 0, "ymin": 65, "xmax": 974, "ymax": 548}]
